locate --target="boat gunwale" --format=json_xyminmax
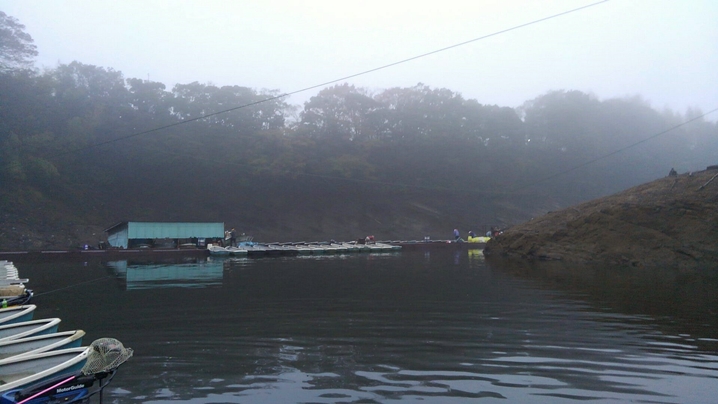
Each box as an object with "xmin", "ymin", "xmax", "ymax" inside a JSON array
[
  {"xmin": 0, "ymin": 319, "xmax": 62, "ymax": 342},
  {"xmin": 0, "ymin": 306, "xmax": 35, "ymax": 326},
  {"xmin": 0, "ymin": 346, "xmax": 90, "ymax": 393},
  {"xmin": 0, "ymin": 330, "xmax": 86, "ymax": 360}
]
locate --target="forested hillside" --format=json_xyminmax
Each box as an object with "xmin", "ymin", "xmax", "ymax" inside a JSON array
[{"xmin": 1, "ymin": 11, "xmax": 717, "ymax": 250}]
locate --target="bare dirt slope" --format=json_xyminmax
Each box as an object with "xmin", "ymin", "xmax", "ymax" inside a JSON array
[{"xmin": 484, "ymin": 167, "xmax": 718, "ymax": 270}]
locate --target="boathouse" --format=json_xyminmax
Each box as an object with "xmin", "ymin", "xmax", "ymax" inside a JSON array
[{"xmin": 104, "ymin": 222, "xmax": 224, "ymax": 249}]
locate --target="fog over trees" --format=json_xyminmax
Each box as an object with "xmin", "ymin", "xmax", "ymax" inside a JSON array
[{"xmin": 1, "ymin": 12, "xmax": 717, "ymax": 242}]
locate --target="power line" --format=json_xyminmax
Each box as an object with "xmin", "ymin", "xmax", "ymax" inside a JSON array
[
  {"xmin": 50, "ymin": 0, "xmax": 610, "ymax": 158},
  {"xmin": 508, "ymin": 107, "xmax": 718, "ymax": 193}
]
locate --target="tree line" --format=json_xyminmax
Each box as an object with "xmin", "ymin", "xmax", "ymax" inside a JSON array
[{"xmin": 2, "ymin": 11, "xmax": 717, "ymax": 218}]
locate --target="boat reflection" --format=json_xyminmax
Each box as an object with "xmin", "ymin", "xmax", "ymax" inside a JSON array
[
  {"xmin": 467, "ymin": 247, "xmax": 484, "ymax": 267},
  {"xmin": 106, "ymin": 258, "xmax": 224, "ymax": 290}
]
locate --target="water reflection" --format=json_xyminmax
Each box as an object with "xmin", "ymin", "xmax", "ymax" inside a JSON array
[
  {"xmin": 486, "ymin": 257, "xmax": 718, "ymax": 345},
  {"xmin": 15, "ymin": 250, "xmax": 718, "ymax": 403},
  {"xmin": 467, "ymin": 248, "xmax": 484, "ymax": 268},
  {"xmin": 106, "ymin": 252, "xmax": 406, "ymax": 291},
  {"xmin": 106, "ymin": 258, "xmax": 224, "ymax": 290}
]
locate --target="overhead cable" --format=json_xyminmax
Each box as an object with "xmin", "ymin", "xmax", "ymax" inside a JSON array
[
  {"xmin": 510, "ymin": 106, "xmax": 718, "ymax": 192},
  {"xmin": 50, "ymin": 0, "xmax": 610, "ymax": 157}
]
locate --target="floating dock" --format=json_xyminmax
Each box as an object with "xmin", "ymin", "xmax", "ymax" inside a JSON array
[{"xmin": 0, "ymin": 240, "xmax": 485, "ymax": 262}]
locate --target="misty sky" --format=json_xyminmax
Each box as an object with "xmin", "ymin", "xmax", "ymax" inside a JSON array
[{"xmin": 2, "ymin": 0, "xmax": 717, "ymax": 116}]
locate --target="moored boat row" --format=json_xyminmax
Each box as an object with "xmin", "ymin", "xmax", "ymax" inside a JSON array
[
  {"xmin": 208, "ymin": 240, "xmax": 401, "ymax": 256},
  {"xmin": 0, "ymin": 261, "xmax": 32, "ymax": 307},
  {"xmin": 0, "ymin": 262, "xmax": 133, "ymax": 404}
]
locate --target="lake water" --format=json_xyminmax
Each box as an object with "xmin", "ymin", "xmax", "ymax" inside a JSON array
[{"xmin": 15, "ymin": 248, "xmax": 718, "ymax": 403}]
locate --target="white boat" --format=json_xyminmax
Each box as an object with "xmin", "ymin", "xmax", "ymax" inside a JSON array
[
  {"xmin": 294, "ymin": 245, "xmax": 313, "ymax": 255},
  {"xmin": 0, "ymin": 306, "xmax": 35, "ymax": 326},
  {"xmin": 0, "ymin": 330, "xmax": 85, "ymax": 360},
  {"xmin": 257, "ymin": 244, "xmax": 282, "ymax": 255},
  {"xmin": 307, "ymin": 244, "xmax": 326, "ymax": 254},
  {"xmin": 267, "ymin": 244, "xmax": 297, "ymax": 254},
  {"xmin": 207, "ymin": 245, "xmax": 230, "ymax": 256},
  {"xmin": 226, "ymin": 247, "xmax": 248, "ymax": 256},
  {"xmin": 375, "ymin": 242, "xmax": 402, "ymax": 251},
  {"xmin": 0, "ymin": 319, "xmax": 61, "ymax": 342},
  {"xmin": 320, "ymin": 244, "xmax": 341, "ymax": 254},
  {"xmin": 0, "ymin": 338, "xmax": 132, "ymax": 404},
  {"xmin": 365, "ymin": 243, "xmax": 390, "ymax": 252},
  {"xmin": 0, "ymin": 347, "xmax": 90, "ymax": 393},
  {"xmin": 342, "ymin": 243, "xmax": 366, "ymax": 252},
  {"xmin": 349, "ymin": 243, "xmax": 372, "ymax": 252},
  {"xmin": 0, "ymin": 262, "xmax": 20, "ymax": 282},
  {"xmin": 0, "ymin": 262, "xmax": 32, "ymax": 307},
  {"xmin": 244, "ymin": 244, "xmax": 269, "ymax": 255},
  {"xmin": 329, "ymin": 244, "xmax": 349, "ymax": 253}
]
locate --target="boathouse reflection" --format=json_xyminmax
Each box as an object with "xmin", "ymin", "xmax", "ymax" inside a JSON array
[{"xmin": 106, "ymin": 258, "xmax": 224, "ymax": 290}]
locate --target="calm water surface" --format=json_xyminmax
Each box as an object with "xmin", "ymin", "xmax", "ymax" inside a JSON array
[{"xmin": 16, "ymin": 249, "xmax": 718, "ymax": 403}]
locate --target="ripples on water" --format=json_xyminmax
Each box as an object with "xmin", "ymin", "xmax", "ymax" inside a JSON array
[{"xmin": 19, "ymin": 249, "xmax": 718, "ymax": 403}]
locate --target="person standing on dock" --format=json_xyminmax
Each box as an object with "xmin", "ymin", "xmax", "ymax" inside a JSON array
[
  {"xmin": 454, "ymin": 229, "xmax": 464, "ymax": 243},
  {"xmin": 230, "ymin": 228, "xmax": 237, "ymax": 247}
]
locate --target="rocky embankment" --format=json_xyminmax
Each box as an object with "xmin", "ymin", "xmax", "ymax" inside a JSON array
[{"xmin": 484, "ymin": 167, "xmax": 718, "ymax": 270}]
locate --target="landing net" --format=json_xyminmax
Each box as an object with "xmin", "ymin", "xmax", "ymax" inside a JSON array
[{"xmin": 81, "ymin": 338, "xmax": 133, "ymax": 375}]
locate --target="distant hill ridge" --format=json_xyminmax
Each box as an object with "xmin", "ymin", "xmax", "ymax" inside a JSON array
[{"xmin": 484, "ymin": 167, "xmax": 718, "ymax": 270}]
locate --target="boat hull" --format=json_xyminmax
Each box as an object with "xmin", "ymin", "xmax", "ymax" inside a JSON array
[
  {"xmin": 0, "ymin": 347, "xmax": 89, "ymax": 393},
  {"xmin": 0, "ymin": 330, "xmax": 85, "ymax": 360},
  {"xmin": 0, "ymin": 306, "xmax": 35, "ymax": 326},
  {"xmin": 207, "ymin": 246, "xmax": 230, "ymax": 256},
  {"xmin": 0, "ymin": 319, "xmax": 61, "ymax": 343},
  {"xmin": 0, "ymin": 383, "xmax": 90, "ymax": 404}
]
